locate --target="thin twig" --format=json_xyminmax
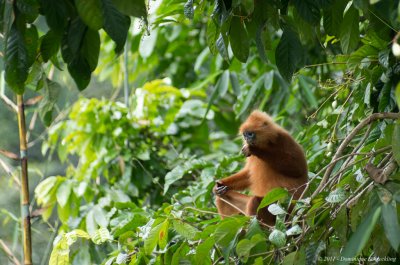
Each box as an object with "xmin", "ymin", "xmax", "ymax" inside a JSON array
[
  {"xmin": 312, "ymin": 112, "xmax": 400, "ymax": 197},
  {"xmin": 0, "ymin": 71, "xmax": 17, "ymax": 112},
  {"xmin": 0, "ymin": 157, "xmax": 20, "ymax": 186},
  {"xmin": 0, "ymin": 239, "xmax": 21, "ymax": 265}
]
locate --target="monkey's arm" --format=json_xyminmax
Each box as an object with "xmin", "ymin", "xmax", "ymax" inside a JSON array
[{"xmin": 213, "ymin": 168, "xmax": 250, "ymax": 195}]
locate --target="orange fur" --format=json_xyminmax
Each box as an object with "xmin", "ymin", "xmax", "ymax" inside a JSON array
[{"xmin": 213, "ymin": 110, "xmax": 308, "ymax": 224}]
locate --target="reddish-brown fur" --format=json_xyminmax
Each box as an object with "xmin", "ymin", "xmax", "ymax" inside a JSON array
[{"xmin": 213, "ymin": 110, "xmax": 308, "ymax": 224}]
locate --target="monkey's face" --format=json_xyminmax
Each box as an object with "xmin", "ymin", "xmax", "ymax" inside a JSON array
[{"xmin": 239, "ymin": 110, "xmax": 279, "ymax": 148}]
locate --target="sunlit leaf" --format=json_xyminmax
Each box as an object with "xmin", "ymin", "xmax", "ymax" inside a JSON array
[{"xmin": 258, "ymin": 188, "xmax": 289, "ymax": 211}]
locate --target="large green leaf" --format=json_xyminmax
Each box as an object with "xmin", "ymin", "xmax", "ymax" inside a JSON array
[
  {"xmin": 269, "ymin": 229, "xmax": 286, "ymax": 247},
  {"xmin": 393, "ymin": 123, "xmax": 400, "ymax": 165},
  {"xmin": 82, "ymin": 29, "xmax": 100, "ymax": 71},
  {"xmin": 275, "ymin": 27, "xmax": 303, "ymax": 81},
  {"xmin": 206, "ymin": 19, "xmax": 219, "ymax": 55},
  {"xmin": 323, "ymin": 0, "xmax": 347, "ymax": 36},
  {"xmin": 5, "ymin": 23, "xmax": 29, "ymax": 94},
  {"xmin": 16, "ymin": 0, "xmax": 39, "ymax": 23},
  {"xmin": 340, "ymin": 5, "xmax": 360, "ymax": 54},
  {"xmin": 113, "ymin": 0, "xmax": 147, "ymax": 20},
  {"xmin": 229, "ymin": 16, "xmax": 249, "ymax": 63},
  {"xmin": 101, "ymin": 0, "xmax": 130, "ymax": 54},
  {"xmin": 195, "ymin": 237, "xmax": 214, "ymax": 265},
  {"xmin": 381, "ymin": 202, "xmax": 400, "ymax": 251},
  {"xmin": 40, "ymin": 30, "xmax": 61, "ymax": 62},
  {"xmin": 292, "ymin": 0, "xmax": 320, "ymax": 25},
  {"xmin": 56, "ymin": 180, "xmax": 72, "ymax": 208},
  {"xmin": 41, "ymin": 0, "xmax": 68, "ymax": 32},
  {"xmin": 257, "ymin": 187, "xmax": 289, "ymax": 211},
  {"xmin": 75, "ymin": 0, "xmax": 103, "ymax": 30},
  {"xmin": 337, "ymin": 206, "xmax": 382, "ymax": 265}
]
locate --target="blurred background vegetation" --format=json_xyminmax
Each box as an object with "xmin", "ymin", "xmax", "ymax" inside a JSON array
[{"xmin": 1, "ymin": 0, "xmax": 400, "ymax": 264}]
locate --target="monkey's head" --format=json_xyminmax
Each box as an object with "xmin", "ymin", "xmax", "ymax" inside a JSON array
[{"xmin": 239, "ymin": 110, "xmax": 280, "ymax": 151}]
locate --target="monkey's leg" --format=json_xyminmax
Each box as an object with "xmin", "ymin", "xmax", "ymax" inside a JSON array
[
  {"xmin": 215, "ymin": 190, "xmax": 251, "ymax": 218},
  {"xmin": 214, "ymin": 169, "xmax": 251, "ymax": 195},
  {"xmin": 246, "ymin": 196, "xmax": 276, "ymax": 225}
]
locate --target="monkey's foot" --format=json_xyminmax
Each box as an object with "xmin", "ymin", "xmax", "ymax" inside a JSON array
[{"xmin": 213, "ymin": 182, "xmax": 229, "ymax": 196}]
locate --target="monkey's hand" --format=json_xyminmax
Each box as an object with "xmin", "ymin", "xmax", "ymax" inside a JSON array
[
  {"xmin": 213, "ymin": 182, "xmax": 229, "ymax": 196},
  {"xmin": 241, "ymin": 145, "xmax": 251, "ymax": 157}
]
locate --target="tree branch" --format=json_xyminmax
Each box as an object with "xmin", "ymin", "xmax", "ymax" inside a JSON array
[{"xmin": 312, "ymin": 112, "xmax": 400, "ymax": 197}]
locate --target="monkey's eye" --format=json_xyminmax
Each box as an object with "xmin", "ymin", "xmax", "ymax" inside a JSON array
[
  {"xmin": 243, "ymin": 131, "xmax": 255, "ymax": 140},
  {"xmin": 263, "ymin": 122, "xmax": 268, "ymax": 126}
]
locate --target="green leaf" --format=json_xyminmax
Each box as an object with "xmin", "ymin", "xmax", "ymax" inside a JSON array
[
  {"xmin": 340, "ymin": 5, "xmax": 360, "ymax": 54},
  {"xmin": 56, "ymin": 180, "xmax": 72, "ymax": 208},
  {"xmin": 268, "ymin": 203, "xmax": 287, "ymax": 215},
  {"xmin": 40, "ymin": 30, "xmax": 61, "ymax": 62},
  {"xmin": 396, "ymin": 82, "xmax": 400, "ymax": 108},
  {"xmin": 236, "ymin": 234, "xmax": 265, "ymax": 262},
  {"xmin": 323, "ymin": 0, "xmax": 347, "ymax": 36},
  {"xmin": 39, "ymin": 78, "xmax": 61, "ymax": 125},
  {"xmin": 206, "ymin": 19, "xmax": 219, "ymax": 55},
  {"xmin": 49, "ymin": 238, "xmax": 69, "ymax": 265},
  {"xmin": 393, "ymin": 123, "xmax": 400, "ymax": 165},
  {"xmin": 82, "ymin": 29, "xmax": 100, "ymax": 71},
  {"xmin": 286, "ymin": 225, "xmax": 302, "ymax": 236},
  {"xmin": 113, "ymin": 0, "xmax": 147, "ymax": 20},
  {"xmin": 75, "ymin": 0, "xmax": 103, "ymax": 30},
  {"xmin": 24, "ymin": 25, "xmax": 39, "ymax": 66},
  {"xmin": 268, "ymin": 229, "xmax": 286, "ymax": 247},
  {"xmin": 93, "ymin": 206, "xmax": 108, "ymax": 227},
  {"xmin": 382, "ymin": 203, "xmax": 400, "ymax": 251},
  {"xmin": 204, "ymin": 70, "xmax": 229, "ymax": 120},
  {"xmin": 378, "ymin": 82, "xmax": 392, "ymax": 112},
  {"xmin": 195, "ymin": 237, "xmax": 214, "ymax": 265},
  {"xmin": 306, "ymin": 241, "xmax": 325, "ymax": 265},
  {"xmin": 101, "ymin": 0, "xmax": 130, "ymax": 54},
  {"xmin": 229, "ymin": 16, "xmax": 249, "ymax": 63},
  {"xmin": 158, "ymin": 219, "xmax": 169, "ymax": 250},
  {"xmin": 5, "ymin": 23, "xmax": 29, "ymax": 94},
  {"xmin": 326, "ymin": 188, "xmax": 346, "ymax": 203},
  {"xmin": 275, "ymin": 27, "xmax": 304, "ymax": 80},
  {"xmin": 67, "ymin": 56, "xmax": 92, "ymax": 90},
  {"xmin": 16, "ymin": 0, "xmax": 39, "ymax": 23},
  {"xmin": 292, "ymin": 0, "xmax": 321, "ymax": 25},
  {"xmin": 264, "ymin": 71, "xmax": 274, "ymax": 91},
  {"xmin": 298, "ymin": 75, "xmax": 318, "ymax": 108},
  {"xmin": 91, "ymin": 227, "xmax": 112, "ymax": 244},
  {"xmin": 214, "ymin": 218, "xmax": 246, "ymax": 247},
  {"xmin": 163, "ymin": 165, "xmax": 185, "ymax": 195},
  {"xmin": 282, "ymin": 251, "xmax": 297, "ymax": 265},
  {"xmin": 337, "ymin": 206, "xmax": 382, "ymax": 265},
  {"xmin": 258, "ymin": 187, "xmax": 289, "ymax": 211},
  {"xmin": 238, "ymin": 74, "xmax": 265, "ymax": 116},
  {"xmin": 172, "ymin": 220, "xmax": 198, "ymax": 240},
  {"xmin": 171, "ymin": 242, "xmax": 189, "ymax": 265},
  {"xmin": 41, "ymin": 0, "xmax": 68, "ymax": 32},
  {"xmin": 216, "ymin": 33, "xmax": 229, "ymax": 61},
  {"xmin": 144, "ymin": 220, "xmax": 164, "ymax": 254}
]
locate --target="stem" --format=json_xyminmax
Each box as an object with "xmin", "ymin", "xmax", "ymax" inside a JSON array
[
  {"xmin": 123, "ymin": 40, "xmax": 130, "ymax": 108},
  {"xmin": 17, "ymin": 95, "xmax": 32, "ymax": 265}
]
